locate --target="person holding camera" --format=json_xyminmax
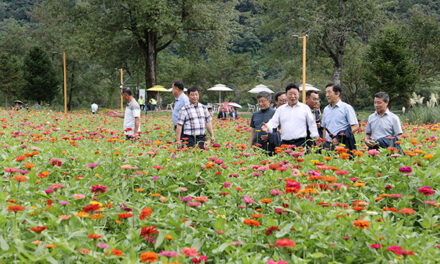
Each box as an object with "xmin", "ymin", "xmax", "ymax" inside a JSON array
[{"xmin": 365, "ymin": 92, "xmax": 403, "ymax": 152}]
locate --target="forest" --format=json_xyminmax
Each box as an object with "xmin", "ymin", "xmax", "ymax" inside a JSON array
[{"xmin": 1, "ymin": 0, "xmax": 440, "ymax": 110}]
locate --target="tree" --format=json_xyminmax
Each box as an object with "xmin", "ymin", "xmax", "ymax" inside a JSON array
[
  {"xmin": 79, "ymin": 0, "xmax": 224, "ymax": 95},
  {"xmin": 259, "ymin": 0, "xmax": 380, "ymax": 88},
  {"xmin": 365, "ymin": 28, "xmax": 417, "ymax": 107},
  {"xmin": 22, "ymin": 47, "xmax": 59, "ymax": 103},
  {"xmin": 0, "ymin": 53, "xmax": 25, "ymax": 107}
]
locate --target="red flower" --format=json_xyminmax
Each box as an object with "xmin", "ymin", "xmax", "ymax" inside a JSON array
[
  {"xmin": 118, "ymin": 213, "xmax": 134, "ymax": 219},
  {"xmin": 50, "ymin": 158, "xmax": 62, "ymax": 166},
  {"xmin": 285, "ymin": 179, "xmax": 301, "ymax": 193},
  {"xmin": 82, "ymin": 204, "xmax": 101, "ymax": 212},
  {"xmin": 265, "ymin": 226, "xmax": 280, "ymax": 236},
  {"xmin": 91, "ymin": 185, "xmax": 107, "ymax": 193},
  {"xmin": 399, "ymin": 208, "xmax": 416, "ymax": 215},
  {"xmin": 140, "ymin": 226, "xmax": 158, "ymax": 238}
]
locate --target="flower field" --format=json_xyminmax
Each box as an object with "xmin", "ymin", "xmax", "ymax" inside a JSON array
[{"xmin": 1, "ymin": 110, "xmax": 439, "ymax": 264}]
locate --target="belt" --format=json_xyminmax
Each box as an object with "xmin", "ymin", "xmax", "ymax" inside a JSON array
[
  {"xmin": 182, "ymin": 134, "xmax": 206, "ymax": 140},
  {"xmin": 282, "ymin": 137, "xmax": 305, "ymax": 143}
]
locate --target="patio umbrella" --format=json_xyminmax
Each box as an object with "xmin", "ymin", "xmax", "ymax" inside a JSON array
[
  {"xmin": 248, "ymin": 84, "xmax": 274, "ymax": 94},
  {"xmin": 147, "ymin": 85, "xmax": 168, "ymax": 92},
  {"xmin": 299, "ymin": 83, "xmax": 320, "ymax": 92},
  {"xmin": 207, "ymin": 84, "xmax": 233, "ymax": 104},
  {"xmin": 228, "ymin": 102, "xmax": 242, "ymax": 108},
  {"xmin": 14, "ymin": 100, "xmax": 24, "ymax": 104}
]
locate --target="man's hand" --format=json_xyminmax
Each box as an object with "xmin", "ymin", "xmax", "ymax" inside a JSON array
[
  {"xmin": 260, "ymin": 134, "xmax": 269, "ymax": 142},
  {"xmin": 365, "ymin": 138, "xmax": 378, "ymax": 148},
  {"xmin": 210, "ymin": 136, "xmax": 215, "ymax": 143},
  {"xmin": 204, "ymin": 139, "xmax": 211, "ymax": 149}
]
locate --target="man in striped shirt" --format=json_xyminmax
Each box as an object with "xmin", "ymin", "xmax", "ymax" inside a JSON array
[{"xmin": 176, "ymin": 86, "xmax": 215, "ymax": 149}]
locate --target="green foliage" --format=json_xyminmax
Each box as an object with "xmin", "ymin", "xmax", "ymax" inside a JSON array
[
  {"xmin": 22, "ymin": 47, "xmax": 59, "ymax": 103},
  {"xmin": 0, "ymin": 53, "xmax": 25, "ymax": 107},
  {"xmin": 404, "ymin": 105, "xmax": 440, "ymax": 123},
  {"xmin": 365, "ymin": 27, "xmax": 417, "ymax": 106}
]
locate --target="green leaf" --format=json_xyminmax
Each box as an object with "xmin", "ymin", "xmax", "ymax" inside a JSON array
[
  {"xmin": 155, "ymin": 229, "xmax": 168, "ymax": 249},
  {"xmin": 212, "ymin": 242, "xmax": 230, "ymax": 254},
  {"xmin": 0, "ymin": 235, "xmax": 9, "ymax": 251}
]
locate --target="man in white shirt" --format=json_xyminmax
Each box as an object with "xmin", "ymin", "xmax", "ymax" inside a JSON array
[
  {"xmin": 262, "ymin": 83, "xmax": 320, "ymax": 148},
  {"xmin": 91, "ymin": 103, "xmax": 98, "ymax": 114},
  {"xmin": 109, "ymin": 88, "xmax": 141, "ymax": 140}
]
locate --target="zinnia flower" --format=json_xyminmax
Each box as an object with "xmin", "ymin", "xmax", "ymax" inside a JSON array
[
  {"xmin": 181, "ymin": 247, "xmax": 198, "ymax": 257},
  {"xmin": 418, "ymin": 186, "xmax": 435, "ymax": 196},
  {"xmin": 139, "ymin": 207, "xmax": 153, "ymax": 220},
  {"xmin": 29, "ymin": 226, "xmax": 48, "ymax": 233},
  {"xmin": 399, "ymin": 166, "xmax": 412, "ymax": 173},
  {"xmin": 139, "ymin": 251, "xmax": 158, "ymax": 263},
  {"xmin": 275, "ymin": 239, "xmax": 296, "ymax": 248}
]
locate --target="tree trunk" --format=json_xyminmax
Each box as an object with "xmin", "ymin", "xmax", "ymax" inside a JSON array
[{"xmin": 145, "ymin": 31, "xmax": 158, "ymax": 101}]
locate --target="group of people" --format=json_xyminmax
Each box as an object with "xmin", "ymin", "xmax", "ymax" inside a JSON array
[
  {"xmin": 138, "ymin": 96, "xmax": 157, "ymax": 112},
  {"xmin": 110, "ymin": 80, "xmax": 403, "ymax": 155},
  {"xmin": 250, "ymin": 83, "xmax": 403, "ymax": 155},
  {"xmin": 217, "ymin": 106, "xmax": 239, "ymax": 120}
]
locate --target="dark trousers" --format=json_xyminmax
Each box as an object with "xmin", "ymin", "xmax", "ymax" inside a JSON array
[
  {"xmin": 182, "ymin": 134, "xmax": 206, "ymax": 149},
  {"xmin": 281, "ymin": 138, "xmax": 306, "ymax": 148}
]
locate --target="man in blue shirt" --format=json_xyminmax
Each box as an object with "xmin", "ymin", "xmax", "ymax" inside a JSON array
[
  {"xmin": 321, "ymin": 84, "xmax": 359, "ymax": 151},
  {"xmin": 171, "ymin": 80, "xmax": 190, "ymax": 130}
]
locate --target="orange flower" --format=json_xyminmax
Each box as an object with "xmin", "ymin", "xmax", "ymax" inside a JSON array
[
  {"xmin": 140, "ymin": 251, "xmax": 158, "ymax": 263},
  {"xmin": 111, "ymin": 249, "xmax": 123, "ymax": 257},
  {"xmin": 45, "ymin": 244, "xmax": 56, "ymax": 248},
  {"xmin": 139, "ymin": 207, "xmax": 153, "ymax": 220},
  {"xmin": 243, "ymin": 218, "xmax": 260, "ymax": 227},
  {"xmin": 38, "ymin": 171, "xmax": 50, "ymax": 178},
  {"xmin": 260, "ymin": 198, "xmax": 272, "ymax": 204},
  {"xmin": 399, "ymin": 208, "xmax": 416, "ymax": 215},
  {"xmin": 13, "ymin": 175, "xmax": 27, "ymax": 182},
  {"xmin": 353, "ymin": 220, "xmax": 370, "ymax": 229},
  {"xmin": 15, "ymin": 156, "xmax": 26, "ymax": 161},
  {"xmin": 76, "ymin": 212, "xmax": 89, "ymax": 218},
  {"xmin": 424, "ymin": 154, "xmax": 434, "ymax": 160},
  {"xmin": 251, "ymin": 214, "xmax": 263, "ymax": 218},
  {"xmin": 24, "ymin": 162, "xmax": 36, "ymax": 169},
  {"xmin": 165, "ymin": 234, "xmax": 173, "ymax": 240},
  {"xmin": 340, "ymin": 153, "xmax": 351, "ymax": 160}
]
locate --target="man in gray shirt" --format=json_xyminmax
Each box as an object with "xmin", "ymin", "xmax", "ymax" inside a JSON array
[
  {"xmin": 365, "ymin": 92, "xmax": 403, "ymax": 151},
  {"xmin": 249, "ymin": 92, "xmax": 276, "ymax": 153}
]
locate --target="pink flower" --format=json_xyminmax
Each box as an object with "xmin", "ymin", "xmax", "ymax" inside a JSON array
[
  {"xmin": 368, "ymin": 149, "xmax": 380, "ymax": 156},
  {"xmin": 192, "ymin": 255, "xmax": 208, "ymax": 263},
  {"xmin": 371, "ymin": 244, "xmax": 382, "ymax": 249},
  {"xmin": 86, "ymin": 163, "xmax": 99, "ymax": 168},
  {"xmin": 241, "ymin": 196, "xmax": 256, "ymax": 204},
  {"xmin": 73, "ymin": 194, "xmax": 85, "ymax": 199},
  {"xmin": 223, "ymin": 181, "xmax": 231, "ymax": 188},
  {"xmin": 418, "ymin": 186, "xmax": 435, "ymax": 196},
  {"xmin": 387, "ymin": 245, "xmax": 403, "ymax": 254},
  {"xmin": 268, "ymin": 260, "xmax": 288, "ymax": 264},
  {"xmin": 97, "ymin": 242, "xmax": 109, "ymax": 249},
  {"xmin": 399, "ymin": 166, "xmax": 412, "ymax": 173},
  {"xmin": 49, "ymin": 184, "xmax": 65, "ymax": 190},
  {"xmin": 181, "ymin": 247, "xmax": 198, "ymax": 257},
  {"xmin": 159, "ymin": 250, "xmax": 179, "ymax": 258},
  {"xmin": 188, "ymin": 202, "xmax": 201, "ymax": 207}
]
